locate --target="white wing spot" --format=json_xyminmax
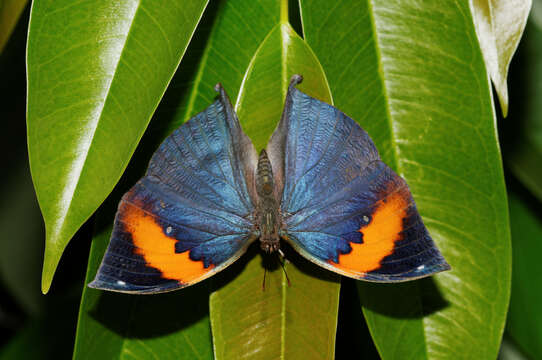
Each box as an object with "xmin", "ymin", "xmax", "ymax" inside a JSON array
[
  {"xmin": 417, "ymin": 265, "xmax": 425, "ymax": 271},
  {"xmin": 362, "ymin": 215, "xmax": 370, "ymax": 223},
  {"xmin": 166, "ymin": 226, "xmax": 173, "ymax": 234},
  {"xmin": 117, "ymin": 280, "xmax": 126, "ymax": 286}
]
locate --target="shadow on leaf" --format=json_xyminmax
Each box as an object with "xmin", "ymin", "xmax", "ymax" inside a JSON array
[
  {"xmin": 281, "ymin": 240, "xmax": 342, "ymax": 284},
  {"xmin": 88, "ymin": 281, "xmax": 210, "ymax": 339},
  {"xmin": 209, "ymin": 243, "xmax": 259, "ymax": 293},
  {"xmin": 358, "ymin": 277, "xmax": 449, "ymax": 319}
]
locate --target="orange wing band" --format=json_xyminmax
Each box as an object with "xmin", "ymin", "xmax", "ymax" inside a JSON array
[
  {"xmin": 330, "ymin": 188, "xmax": 408, "ymax": 274},
  {"xmin": 119, "ymin": 202, "xmax": 214, "ymax": 283}
]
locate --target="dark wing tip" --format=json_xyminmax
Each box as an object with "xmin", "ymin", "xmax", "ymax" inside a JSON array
[
  {"xmin": 289, "ymin": 74, "xmax": 303, "ymax": 88},
  {"xmin": 87, "ymin": 279, "xmax": 103, "ymax": 290},
  {"xmin": 214, "ymin": 82, "xmax": 235, "ymax": 112},
  {"xmin": 285, "ymin": 75, "xmax": 303, "ymax": 102}
]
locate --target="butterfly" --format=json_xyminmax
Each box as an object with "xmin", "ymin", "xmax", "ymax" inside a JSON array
[{"xmin": 89, "ymin": 75, "xmax": 450, "ymax": 294}]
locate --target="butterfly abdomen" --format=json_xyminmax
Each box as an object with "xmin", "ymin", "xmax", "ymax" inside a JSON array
[{"xmin": 256, "ymin": 150, "xmax": 280, "ymax": 253}]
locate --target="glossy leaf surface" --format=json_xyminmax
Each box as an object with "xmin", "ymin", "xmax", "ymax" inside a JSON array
[
  {"xmin": 506, "ymin": 193, "xmax": 542, "ymax": 359},
  {"xmin": 210, "ymin": 21, "xmax": 340, "ymax": 360},
  {"xmin": 27, "ymin": 0, "xmax": 208, "ymax": 293},
  {"xmin": 300, "ymin": 0, "xmax": 511, "ymax": 358},
  {"xmin": 471, "ymin": 0, "xmax": 531, "ymax": 116}
]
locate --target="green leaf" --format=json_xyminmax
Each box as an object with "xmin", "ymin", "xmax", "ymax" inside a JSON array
[
  {"xmin": 234, "ymin": 27, "xmax": 332, "ymax": 149},
  {"xmin": 0, "ymin": 0, "xmax": 28, "ymax": 54},
  {"xmin": 505, "ymin": 17, "xmax": 542, "ymax": 201},
  {"xmin": 300, "ymin": 0, "xmax": 511, "ymax": 358},
  {"xmin": 26, "ymin": 0, "xmax": 209, "ymax": 293},
  {"xmin": 210, "ymin": 20, "xmax": 340, "ymax": 360},
  {"xmin": 470, "ymin": 0, "xmax": 531, "ymax": 117},
  {"xmin": 506, "ymin": 193, "xmax": 542, "ymax": 359}
]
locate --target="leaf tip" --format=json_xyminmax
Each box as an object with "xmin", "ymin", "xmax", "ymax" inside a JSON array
[
  {"xmin": 41, "ymin": 241, "xmax": 63, "ymax": 294},
  {"xmin": 41, "ymin": 270, "xmax": 53, "ymax": 295},
  {"xmin": 495, "ymin": 81, "xmax": 509, "ymax": 118}
]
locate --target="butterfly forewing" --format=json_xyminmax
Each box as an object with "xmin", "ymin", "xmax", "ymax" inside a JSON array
[
  {"xmin": 268, "ymin": 76, "xmax": 450, "ymax": 282},
  {"xmin": 89, "ymin": 86, "xmax": 259, "ymax": 294}
]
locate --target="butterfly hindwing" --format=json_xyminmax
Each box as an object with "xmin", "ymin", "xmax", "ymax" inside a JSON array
[
  {"xmin": 268, "ymin": 76, "xmax": 450, "ymax": 282},
  {"xmin": 89, "ymin": 85, "xmax": 258, "ymax": 294}
]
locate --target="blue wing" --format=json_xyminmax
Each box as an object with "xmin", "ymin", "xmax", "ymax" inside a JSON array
[
  {"xmin": 267, "ymin": 75, "xmax": 450, "ymax": 282},
  {"xmin": 89, "ymin": 84, "xmax": 259, "ymax": 294}
]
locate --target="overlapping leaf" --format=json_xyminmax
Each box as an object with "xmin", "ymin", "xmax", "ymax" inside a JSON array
[
  {"xmin": 27, "ymin": 0, "xmax": 208, "ymax": 293},
  {"xmin": 470, "ymin": 0, "xmax": 531, "ymax": 116},
  {"xmin": 210, "ymin": 21, "xmax": 339, "ymax": 360},
  {"xmin": 300, "ymin": 0, "xmax": 511, "ymax": 358}
]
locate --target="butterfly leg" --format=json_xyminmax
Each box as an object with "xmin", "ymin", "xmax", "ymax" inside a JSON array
[{"xmin": 275, "ymin": 248, "xmax": 291, "ymax": 286}]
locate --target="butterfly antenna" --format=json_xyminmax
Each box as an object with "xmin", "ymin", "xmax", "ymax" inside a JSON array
[
  {"xmin": 278, "ymin": 249, "xmax": 291, "ymax": 287},
  {"xmin": 262, "ymin": 268, "xmax": 267, "ymax": 291}
]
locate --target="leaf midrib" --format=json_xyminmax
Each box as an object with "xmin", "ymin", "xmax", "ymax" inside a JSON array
[{"xmin": 280, "ymin": 263, "xmax": 287, "ymax": 359}]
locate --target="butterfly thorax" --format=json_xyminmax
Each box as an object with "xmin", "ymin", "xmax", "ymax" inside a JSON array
[{"xmin": 256, "ymin": 150, "xmax": 281, "ymax": 253}]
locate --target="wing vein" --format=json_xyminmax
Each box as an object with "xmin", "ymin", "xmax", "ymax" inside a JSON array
[
  {"xmin": 122, "ymin": 197, "xmax": 252, "ymax": 232},
  {"xmin": 284, "ymin": 109, "xmax": 349, "ymax": 211},
  {"xmin": 300, "ymin": 97, "xmax": 323, "ymax": 180},
  {"xmin": 201, "ymin": 106, "xmax": 252, "ymax": 212},
  {"xmin": 151, "ymin": 149, "xmax": 242, "ymax": 216}
]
